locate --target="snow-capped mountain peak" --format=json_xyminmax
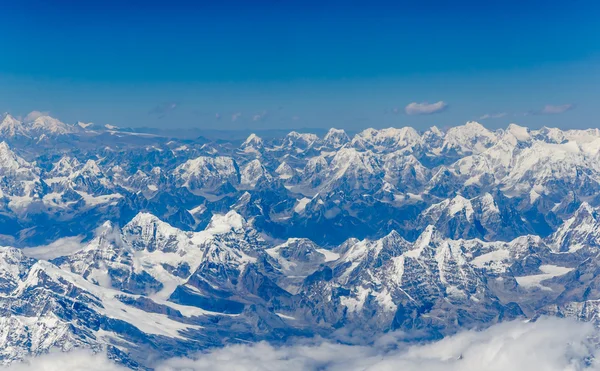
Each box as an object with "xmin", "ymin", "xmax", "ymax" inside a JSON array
[
  {"xmin": 77, "ymin": 121, "xmax": 94, "ymax": 129},
  {"xmin": 241, "ymin": 133, "xmax": 264, "ymax": 152},
  {"xmin": 0, "ymin": 141, "xmax": 30, "ymax": 172},
  {"xmin": 505, "ymin": 123, "xmax": 531, "ymax": 142},
  {"xmin": 0, "ymin": 114, "xmax": 27, "ymax": 137},
  {"xmin": 50, "ymin": 156, "xmax": 81, "ymax": 176},
  {"xmin": 205, "ymin": 210, "xmax": 247, "ymax": 234},
  {"xmin": 323, "ymin": 128, "xmax": 350, "ymax": 148},
  {"xmin": 443, "ymin": 121, "xmax": 497, "ymax": 154},
  {"xmin": 30, "ymin": 116, "xmax": 76, "ymax": 135}
]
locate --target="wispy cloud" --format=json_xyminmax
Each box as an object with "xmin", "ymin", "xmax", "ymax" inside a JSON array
[
  {"xmin": 231, "ymin": 112, "xmax": 242, "ymax": 122},
  {"xmin": 22, "ymin": 236, "xmax": 85, "ymax": 260},
  {"xmin": 479, "ymin": 112, "xmax": 507, "ymax": 120},
  {"xmin": 405, "ymin": 101, "xmax": 448, "ymax": 115},
  {"xmin": 7, "ymin": 317, "xmax": 596, "ymax": 371},
  {"xmin": 149, "ymin": 102, "xmax": 178, "ymax": 119},
  {"xmin": 540, "ymin": 104, "xmax": 575, "ymax": 115},
  {"xmin": 252, "ymin": 111, "xmax": 268, "ymax": 122},
  {"xmin": 23, "ymin": 110, "xmax": 50, "ymax": 123}
]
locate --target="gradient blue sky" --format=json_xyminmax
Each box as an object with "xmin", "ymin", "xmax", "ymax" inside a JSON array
[{"xmin": 1, "ymin": 0, "xmax": 599, "ymax": 131}]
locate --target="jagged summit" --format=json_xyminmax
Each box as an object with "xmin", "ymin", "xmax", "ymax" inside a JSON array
[
  {"xmin": 323, "ymin": 128, "xmax": 350, "ymax": 148},
  {"xmin": 0, "ymin": 113, "xmax": 79, "ymax": 138},
  {"xmin": 241, "ymin": 133, "xmax": 264, "ymax": 151},
  {"xmin": 0, "ymin": 114, "xmax": 27, "ymax": 137},
  {"xmin": 30, "ymin": 115, "xmax": 76, "ymax": 135}
]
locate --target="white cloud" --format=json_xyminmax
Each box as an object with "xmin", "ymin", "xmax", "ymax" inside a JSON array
[
  {"xmin": 479, "ymin": 112, "xmax": 507, "ymax": 120},
  {"xmin": 541, "ymin": 104, "xmax": 575, "ymax": 115},
  {"xmin": 154, "ymin": 318, "xmax": 597, "ymax": 371},
  {"xmin": 23, "ymin": 111, "xmax": 50, "ymax": 123},
  {"xmin": 231, "ymin": 112, "xmax": 242, "ymax": 122},
  {"xmin": 252, "ymin": 111, "xmax": 268, "ymax": 121},
  {"xmin": 8, "ymin": 318, "xmax": 599, "ymax": 371},
  {"xmin": 22, "ymin": 236, "xmax": 85, "ymax": 260},
  {"xmin": 5, "ymin": 350, "xmax": 127, "ymax": 371},
  {"xmin": 405, "ymin": 101, "xmax": 448, "ymax": 115}
]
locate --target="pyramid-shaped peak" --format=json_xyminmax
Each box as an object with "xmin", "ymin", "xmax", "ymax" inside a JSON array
[
  {"xmin": 0, "ymin": 141, "xmax": 30, "ymax": 170},
  {"xmin": 127, "ymin": 211, "xmax": 165, "ymax": 227},
  {"xmin": 417, "ymin": 224, "xmax": 444, "ymax": 245},
  {"xmin": 51, "ymin": 156, "xmax": 81, "ymax": 175},
  {"xmin": 379, "ymin": 229, "xmax": 410, "ymax": 245},
  {"xmin": 0, "ymin": 114, "xmax": 26, "ymax": 137},
  {"xmin": 1, "ymin": 113, "xmax": 21, "ymax": 125},
  {"xmin": 242, "ymin": 133, "xmax": 263, "ymax": 147},
  {"xmin": 80, "ymin": 159, "xmax": 103, "ymax": 175}
]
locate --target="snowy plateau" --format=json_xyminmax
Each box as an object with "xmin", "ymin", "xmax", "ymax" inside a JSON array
[{"xmin": 3, "ymin": 113, "xmax": 600, "ymax": 369}]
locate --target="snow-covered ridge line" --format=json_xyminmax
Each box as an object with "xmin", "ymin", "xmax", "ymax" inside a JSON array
[{"xmin": 2, "ymin": 116, "xmax": 600, "ymax": 369}]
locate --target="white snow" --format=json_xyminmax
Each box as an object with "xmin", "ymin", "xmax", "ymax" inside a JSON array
[
  {"xmin": 515, "ymin": 265, "xmax": 573, "ymax": 290},
  {"xmin": 31, "ymin": 261, "xmax": 203, "ymax": 338},
  {"xmin": 75, "ymin": 191, "xmax": 123, "ymax": 206},
  {"xmin": 77, "ymin": 121, "xmax": 94, "ymax": 128},
  {"xmin": 470, "ymin": 249, "xmax": 510, "ymax": 271},
  {"xmin": 174, "ymin": 155, "xmax": 238, "ymax": 191},
  {"xmin": 341, "ymin": 286, "xmax": 370, "ymax": 313},
  {"xmin": 275, "ymin": 312, "xmax": 296, "ymax": 320},
  {"xmin": 204, "ymin": 210, "xmax": 245, "ymax": 234},
  {"xmin": 506, "ymin": 123, "xmax": 531, "ymax": 141},
  {"xmin": 316, "ymin": 248, "xmax": 340, "ymax": 262},
  {"xmin": 294, "ymin": 197, "xmax": 311, "ymax": 213}
]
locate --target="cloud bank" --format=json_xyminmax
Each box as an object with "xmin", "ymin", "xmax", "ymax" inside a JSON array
[
  {"xmin": 21, "ymin": 236, "xmax": 85, "ymax": 260},
  {"xmin": 5, "ymin": 350, "xmax": 129, "ymax": 371},
  {"xmin": 7, "ymin": 317, "xmax": 600, "ymax": 371},
  {"xmin": 405, "ymin": 101, "xmax": 448, "ymax": 115}
]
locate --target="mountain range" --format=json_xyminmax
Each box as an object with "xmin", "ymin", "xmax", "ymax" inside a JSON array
[{"xmin": 2, "ymin": 112, "xmax": 600, "ymax": 369}]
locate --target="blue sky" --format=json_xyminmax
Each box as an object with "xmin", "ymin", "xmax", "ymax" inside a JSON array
[{"xmin": 0, "ymin": 0, "xmax": 599, "ymax": 130}]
